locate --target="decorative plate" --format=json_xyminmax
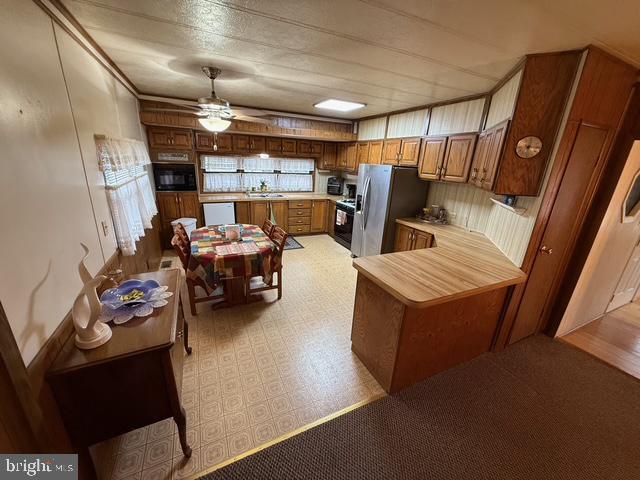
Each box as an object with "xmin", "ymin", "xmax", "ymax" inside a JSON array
[
  {"xmin": 100, "ymin": 279, "xmax": 160, "ymax": 309},
  {"xmin": 99, "ymin": 286, "xmax": 173, "ymax": 325}
]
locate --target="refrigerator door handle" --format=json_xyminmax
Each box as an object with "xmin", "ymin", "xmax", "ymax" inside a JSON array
[{"xmin": 361, "ymin": 176, "xmax": 371, "ymax": 230}]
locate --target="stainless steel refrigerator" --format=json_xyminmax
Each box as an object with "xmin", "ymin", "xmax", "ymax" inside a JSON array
[{"xmin": 351, "ymin": 165, "xmax": 429, "ymax": 257}]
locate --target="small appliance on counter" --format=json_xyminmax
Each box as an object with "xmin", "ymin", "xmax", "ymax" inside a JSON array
[
  {"xmin": 327, "ymin": 176, "xmax": 344, "ymax": 195},
  {"xmin": 418, "ymin": 205, "xmax": 448, "ymax": 225},
  {"xmin": 346, "ymin": 183, "xmax": 356, "ymax": 198}
]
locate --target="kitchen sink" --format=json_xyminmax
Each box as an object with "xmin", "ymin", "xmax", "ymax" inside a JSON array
[{"xmin": 247, "ymin": 192, "xmax": 284, "ymax": 198}]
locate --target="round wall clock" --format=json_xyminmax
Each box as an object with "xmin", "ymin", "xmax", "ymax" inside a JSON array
[{"xmin": 515, "ymin": 136, "xmax": 543, "ymax": 159}]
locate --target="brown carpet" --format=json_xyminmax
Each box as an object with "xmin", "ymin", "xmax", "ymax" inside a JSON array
[{"xmin": 201, "ymin": 336, "xmax": 640, "ymax": 480}]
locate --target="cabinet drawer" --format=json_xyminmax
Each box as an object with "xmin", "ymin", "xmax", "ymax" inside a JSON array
[
  {"xmin": 288, "ymin": 216, "xmax": 311, "ymax": 226},
  {"xmin": 288, "ymin": 200, "xmax": 312, "ymax": 209},
  {"xmin": 289, "ymin": 208, "xmax": 311, "ymax": 217},
  {"xmin": 289, "ymin": 224, "xmax": 311, "ymax": 234}
]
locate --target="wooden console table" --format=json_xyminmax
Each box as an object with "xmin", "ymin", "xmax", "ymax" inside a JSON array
[{"xmin": 47, "ymin": 269, "xmax": 192, "ymax": 478}]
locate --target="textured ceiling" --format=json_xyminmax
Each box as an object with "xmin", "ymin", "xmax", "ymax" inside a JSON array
[{"xmin": 62, "ymin": 0, "xmax": 640, "ymax": 119}]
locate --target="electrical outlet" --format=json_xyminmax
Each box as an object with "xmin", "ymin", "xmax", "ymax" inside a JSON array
[{"xmin": 101, "ymin": 221, "xmax": 109, "ymax": 236}]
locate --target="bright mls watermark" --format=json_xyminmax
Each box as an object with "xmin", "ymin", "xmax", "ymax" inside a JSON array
[{"xmin": 0, "ymin": 455, "xmax": 77, "ymax": 479}]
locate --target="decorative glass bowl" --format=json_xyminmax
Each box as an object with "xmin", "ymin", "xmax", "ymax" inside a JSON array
[{"xmin": 99, "ymin": 280, "xmax": 173, "ymax": 325}]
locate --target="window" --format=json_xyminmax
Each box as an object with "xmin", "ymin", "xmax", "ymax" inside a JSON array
[{"xmin": 201, "ymin": 155, "xmax": 314, "ymax": 193}]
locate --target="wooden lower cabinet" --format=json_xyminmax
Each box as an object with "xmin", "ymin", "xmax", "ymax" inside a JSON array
[
  {"xmin": 310, "ymin": 200, "xmax": 327, "ymax": 233},
  {"xmin": 270, "ymin": 201, "xmax": 288, "ymax": 230},
  {"xmin": 328, "ymin": 201, "xmax": 337, "ymax": 237},
  {"xmin": 235, "ymin": 202, "xmax": 251, "ymax": 224},
  {"xmin": 157, "ymin": 192, "xmax": 202, "ymax": 248},
  {"xmin": 394, "ymin": 224, "xmax": 433, "ymax": 252},
  {"xmin": 249, "ymin": 202, "xmax": 269, "ymax": 226}
]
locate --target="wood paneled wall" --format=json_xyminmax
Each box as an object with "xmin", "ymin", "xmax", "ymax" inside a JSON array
[
  {"xmin": 428, "ymin": 98, "xmax": 486, "ymax": 135},
  {"xmin": 357, "ymin": 117, "xmax": 387, "ymax": 140},
  {"xmin": 386, "ymin": 109, "xmax": 430, "ymax": 138},
  {"xmin": 485, "ymin": 70, "xmax": 522, "ymax": 129}
]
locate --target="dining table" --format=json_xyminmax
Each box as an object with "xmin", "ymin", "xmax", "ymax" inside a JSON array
[{"xmin": 186, "ymin": 224, "xmax": 277, "ymax": 306}]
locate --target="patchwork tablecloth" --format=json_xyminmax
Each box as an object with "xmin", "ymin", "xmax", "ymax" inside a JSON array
[{"xmin": 187, "ymin": 224, "xmax": 277, "ymax": 293}]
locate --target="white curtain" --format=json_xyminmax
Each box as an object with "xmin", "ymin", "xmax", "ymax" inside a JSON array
[
  {"xmin": 243, "ymin": 173, "xmax": 278, "ymax": 191},
  {"xmin": 277, "ymin": 174, "xmax": 313, "ymax": 191},
  {"xmin": 96, "ymin": 136, "xmax": 150, "ymax": 171},
  {"xmin": 243, "ymin": 156, "xmax": 279, "ymax": 172},
  {"xmin": 107, "ymin": 181, "xmax": 147, "ymax": 256},
  {"xmin": 202, "ymin": 156, "xmax": 241, "ymax": 172},
  {"xmin": 280, "ymin": 158, "xmax": 314, "ymax": 173},
  {"xmin": 203, "ymin": 173, "xmax": 242, "ymax": 192}
]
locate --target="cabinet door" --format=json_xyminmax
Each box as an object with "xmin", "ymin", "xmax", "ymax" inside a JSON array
[
  {"xmin": 281, "ymin": 139, "xmax": 297, "ymax": 156},
  {"xmin": 382, "ymin": 139, "xmax": 401, "ymax": 165},
  {"xmin": 157, "ymin": 192, "xmax": 180, "ymax": 248},
  {"xmin": 310, "ymin": 200, "xmax": 327, "ymax": 233},
  {"xmin": 441, "ymin": 133, "xmax": 477, "ymax": 183},
  {"xmin": 232, "ymin": 134, "xmax": 251, "ymax": 153},
  {"xmin": 393, "ymin": 225, "xmax": 414, "ymax": 252},
  {"xmin": 195, "ymin": 132, "xmax": 232, "ymax": 153},
  {"xmin": 270, "ymin": 201, "xmax": 288, "ymax": 231},
  {"xmin": 250, "ymin": 202, "xmax": 269, "ymax": 225},
  {"xmin": 328, "ymin": 201, "xmax": 336, "ymax": 237},
  {"xmin": 399, "ymin": 137, "xmax": 421, "ymax": 166},
  {"xmin": 195, "ymin": 132, "xmax": 214, "ymax": 150},
  {"xmin": 297, "ymin": 140, "xmax": 312, "ymax": 156},
  {"xmin": 235, "ymin": 202, "xmax": 251, "ymax": 224},
  {"xmin": 345, "ymin": 143, "xmax": 358, "ymax": 172},
  {"xmin": 337, "ymin": 144, "xmax": 348, "ymax": 169},
  {"xmin": 480, "ymin": 120, "xmax": 509, "ymax": 191},
  {"xmin": 310, "ymin": 141, "xmax": 324, "ymax": 156},
  {"xmin": 412, "ymin": 231, "xmax": 432, "ymax": 250},
  {"xmin": 171, "ymin": 130, "xmax": 193, "ymax": 149},
  {"xmin": 148, "ymin": 128, "xmax": 174, "ymax": 148},
  {"xmin": 320, "ymin": 143, "xmax": 337, "ymax": 169},
  {"xmin": 468, "ymin": 131, "xmax": 491, "ymax": 187},
  {"xmin": 178, "ymin": 192, "xmax": 202, "ymax": 226},
  {"xmin": 266, "ymin": 138, "xmax": 282, "ymax": 155},
  {"xmin": 368, "ymin": 141, "xmax": 383, "ymax": 164},
  {"xmin": 418, "ymin": 136, "xmax": 447, "ymax": 180},
  {"xmin": 249, "ymin": 136, "xmax": 266, "ymax": 153},
  {"xmin": 356, "ymin": 142, "xmax": 370, "ymax": 165}
]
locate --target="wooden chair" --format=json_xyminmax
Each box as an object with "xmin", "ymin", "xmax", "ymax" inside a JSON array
[
  {"xmin": 245, "ymin": 225, "xmax": 288, "ymax": 301},
  {"xmin": 261, "ymin": 218, "xmax": 275, "ymax": 238},
  {"xmin": 171, "ymin": 223, "xmax": 227, "ymax": 315}
]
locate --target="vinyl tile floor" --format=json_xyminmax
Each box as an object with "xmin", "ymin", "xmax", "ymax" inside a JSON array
[{"xmin": 91, "ymin": 234, "xmax": 385, "ymax": 480}]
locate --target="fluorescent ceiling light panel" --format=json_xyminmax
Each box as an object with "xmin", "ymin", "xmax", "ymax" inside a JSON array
[{"xmin": 314, "ymin": 99, "xmax": 365, "ymax": 112}]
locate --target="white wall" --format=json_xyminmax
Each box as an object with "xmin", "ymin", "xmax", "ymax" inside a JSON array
[{"xmin": 0, "ymin": 0, "xmax": 143, "ymax": 364}]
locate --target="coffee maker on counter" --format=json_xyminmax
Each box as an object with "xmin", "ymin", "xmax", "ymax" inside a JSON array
[
  {"xmin": 346, "ymin": 184, "xmax": 356, "ymax": 198},
  {"xmin": 327, "ymin": 177, "xmax": 344, "ymax": 195}
]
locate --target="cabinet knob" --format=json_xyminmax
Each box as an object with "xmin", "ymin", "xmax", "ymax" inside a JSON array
[{"xmin": 540, "ymin": 245, "xmax": 553, "ymax": 255}]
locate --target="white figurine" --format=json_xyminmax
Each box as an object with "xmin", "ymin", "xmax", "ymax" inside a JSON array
[{"xmin": 72, "ymin": 243, "xmax": 112, "ymax": 349}]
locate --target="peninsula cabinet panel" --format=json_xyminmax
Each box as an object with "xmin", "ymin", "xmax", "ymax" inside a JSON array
[
  {"xmin": 310, "ymin": 200, "xmax": 328, "ymax": 233},
  {"xmin": 368, "ymin": 141, "xmax": 384, "ymax": 164},
  {"xmin": 393, "ymin": 224, "xmax": 414, "ymax": 252},
  {"xmin": 382, "ymin": 139, "xmax": 402, "ymax": 165},
  {"xmin": 398, "ymin": 137, "xmax": 421, "ymax": 166},
  {"xmin": 418, "ymin": 136, "xmax": 447, "ymax": 180},
  {"xmin": 441, "ymin": 133, "xmax": 477, "ymax": 183},
  {"xmin": 412, "ymin": 231, "xmax": 433, "ymax": 250}
]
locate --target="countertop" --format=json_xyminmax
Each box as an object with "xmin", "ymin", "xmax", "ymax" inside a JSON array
[
  {"xmin": 352, "ymin": 218, "xmax": 527, "ymax": 309},
  {"xmin": 199, "ymin": 193, "xmax": 348, "ymax": 203}
]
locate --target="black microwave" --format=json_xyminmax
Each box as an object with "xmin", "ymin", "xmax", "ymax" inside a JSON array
[{"xmin": 153, "ymin": 164, "xmax": 197, "ymax": 191}]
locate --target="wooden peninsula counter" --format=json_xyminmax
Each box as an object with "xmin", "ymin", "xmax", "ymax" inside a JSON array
[{"xmin": 351, "ymin": 218, "xmax": 527, "ymax": 393}]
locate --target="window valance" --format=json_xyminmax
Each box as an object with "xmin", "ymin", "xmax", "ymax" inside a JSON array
[{"xmin": 95, "ymin": 134, "xmax": 151, "ymax": 172}]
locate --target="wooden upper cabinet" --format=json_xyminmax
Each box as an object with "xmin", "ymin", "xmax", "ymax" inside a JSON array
[
  {"xmin": 337, "ymin": 144, "xmax": 348, "ymax": 169},
  {"xmin": 148, "ymin": 128, "xmax": 193, "ymax": 150},
  {"xmin": 282, "ymin": 139, "xmax": 297, "ymax": 156},
  {"xmin": 441, "ymin": 133, "xmax": 477, "ymax": 183},
  {"xmin": 345, "ymin": 143, "xmax": 358, "ymax": 172},
  {"xmin": 319, "ymin": 143, "xmax": 337, "ymax": 169},
  {"xmin": 266, "ymin": 137, "xmax": 283, "ymax": 155},
  {"xmin": 368, "ymin": 141, "xmax": 383, "ymax": 164},
  {"xmin": 398, "ymin": 137, "xmax": 421, "ymax": 166},
  {"xmin": 233, "ymin": 135, "xmax": 265, "ymax": 154},
  {"xmin": 382, "ymin": 139, "xmax": 402, "ymax": 165},
  {"xmin": 356, "ymin": 142, "xmax": 370, "ymax": 165},
  {"xmin": 468, "ymin": 131, "xmax": 491, "ymax": 188},
  {"xmin": 418, "ymin": 136, "xmax": 447, "ymax": 180},
  {"xmin": 310, "ymin": 200, "xmax": 327, "ymax": 232},
  {"xmin": 250, "ymin": 136, "xmax": 266, "ymax": 153},
  {"xmin": 297, "ymin": 140, "xmax": 323, "ymax": 157},
  {"xmin": 195, "ymin": 132, "xmax": 232, "ymax": 152},
  {"xmin": 469, "ymin": 120, "xmax": 509, "ymax": 190}
]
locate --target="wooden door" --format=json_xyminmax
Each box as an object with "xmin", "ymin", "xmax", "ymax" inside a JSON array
[
  {"xmin": 345, "ymin": 143, "xmax": 358, "ymax": 172},
  {"xmin": 328, "ymin": 201, "xmax": 337, "ymax": 237},
  {"xmin": 441, "ymin": 133, "xmax": 477, "ymax": 182},
  {"xmin": 320, "ymin": 143, "xmax": 337, "ymax": 169},
  {"xmin": 480, "ymin": 120, "xmax": 509, "ymax": 190},
  {"xmin": 511, "ymin": 123, "xmax": 610, "ymax": 342},
  {"xmin": 418, "ymin": 136, "xmax": 447, "ymax": 180},
  {"xmin": 368, "ymin": 141, "xmax": 383, "ymax": 164},
  {"xmin": 232, "ymin": 134, "xmax": 251, "ymax": 153},
  {"xmin": 608, "ymin": 237, "xmax": 640, "ymax": 311},
  {"xmin": 249, "ymin": 136, "xmax": 266, "ymax": 153},
  {"xmin": 148, "ymin": 128, "xmax": 173, "ymax": 148},
  {"xmin": 469, "ymin": 130, "xmax": 491, "ymax": 187},
  {"xmin": 399, "ymin": 137, "xmax": 421, "ymax": 166},
  {"xmin": 393, "ymin": 225, "xmax": 414, "ymax": 252},
  {"xmin": 282, "ymin": 139, "xmax": 297, "ymax": 156},
  {"xmin": 171, "ymin": 130, "xmax": 193, "ymax": 149},
  {"xmin": 235, "ymin": 202, "xmax": 251, "ymax": 224},
  {"xmin": 310, "ymin": 200, "xmax": 327, "ymax": 233},
  {"xmin": 270, "ymin": 201, "xmax": 288, "ymax": 231},
  {"xmin": 382, "ymin": 139, "xmax": 401, "ymax": 165},
  {"xmin": 157, "ymin": 192, "xmax": 180, "ymax": 247},
  {"xmin": 178, "ymin": 192, "xmax": 202, "ymax": 226},
  {"xmin": 250, "ymin": 202, "xmax": 270, "ymax": 225},
  {"xmin": 412, "ymin": 231, "xmax": 432, "ymax": 250},
  {"xmin": 356, "ymin": 142, "xmax": 370, "ymax": 165},
  {"xmin": 266, "ymin": 138, "xmax": 282, "ymax": 155}
]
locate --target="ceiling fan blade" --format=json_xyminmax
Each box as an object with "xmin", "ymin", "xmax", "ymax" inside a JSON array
[
  {"xmin": 143, "ymin": 107, "xmax": 207, "ymax": 116},
  {"xmin": 229, "ymin": 107, "xmax": 269, "ymax": 117},
  {"xmin": 233, "ymin": 115, "xmax": 273, "ymax": 125}
]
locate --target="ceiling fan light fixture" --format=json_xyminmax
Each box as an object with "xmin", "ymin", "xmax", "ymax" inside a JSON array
[
  {"xmin": 198, "ymin": 116, "xmax": 231, "ymax": 132},
  {"xmin": 314, "ymin": 99, "xmax": 365, "ymax": 112}
]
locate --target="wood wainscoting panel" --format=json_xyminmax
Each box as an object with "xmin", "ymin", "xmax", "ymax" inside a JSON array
[
  {"xmin": 351, "ymin": 274, "xmax": 405, "ymax": 391},
  {"xmin": 391, "ymin": 287, "xmax": 508, "ymax": 392}
]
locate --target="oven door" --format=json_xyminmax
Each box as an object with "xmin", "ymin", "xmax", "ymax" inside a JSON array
[{"xmin": 334, "ymin": 205, "xmax": 354, "ymax": 248}]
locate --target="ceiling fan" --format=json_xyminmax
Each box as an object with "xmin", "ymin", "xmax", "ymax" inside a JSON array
[{"xmin": 145, "ymin": 66, "xmax": 272, "ymax": 133}]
